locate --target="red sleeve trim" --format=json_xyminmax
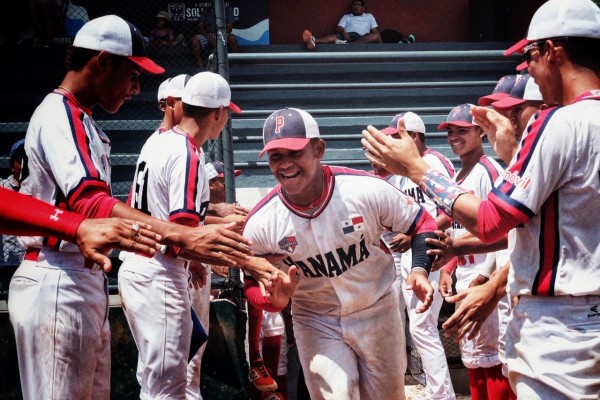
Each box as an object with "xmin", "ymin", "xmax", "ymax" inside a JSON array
[
  {"xmin": 70, "ymin": 189, "xmax": 119, "ymax": 219},
  {"xmin": 477, "ymin": 198, "xmax": 523, "ymax": 243}
]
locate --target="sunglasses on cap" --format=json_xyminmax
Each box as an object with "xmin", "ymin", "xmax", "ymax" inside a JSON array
[{"xmin": 523, "ymin": 36, "xmax": 569, "ymax": 63}]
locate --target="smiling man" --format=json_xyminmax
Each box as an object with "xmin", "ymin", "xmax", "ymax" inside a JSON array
[{"xmin": 242, "ymin": 107, "xmax": 437, "ymax": 399}]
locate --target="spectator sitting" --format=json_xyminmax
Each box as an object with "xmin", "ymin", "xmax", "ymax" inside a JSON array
[
  {"xmin": 189, "ymin": 5, "xmax": 239, "ymax": 68},
  {"xmin": 302, "ymin": 0, "xmax": 381, "ymax": 50},
  {"xmin": 149, "ymin": 11, "xmax": 184, "ymax": 48},
  {"xmin": 1, "ymin": 139, "xmax": 26, "ymax": 266}
]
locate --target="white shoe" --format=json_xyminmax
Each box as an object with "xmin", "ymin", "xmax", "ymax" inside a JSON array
[{"xmin": 335, "ymin": 39, "xmax": 348, "ymax": 44}]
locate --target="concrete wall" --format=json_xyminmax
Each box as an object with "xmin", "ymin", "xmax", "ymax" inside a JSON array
[{"xmin": 268, "ymin": 0, "xmax": 546, "ymax": 44}]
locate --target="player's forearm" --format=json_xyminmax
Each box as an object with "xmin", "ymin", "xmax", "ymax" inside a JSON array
[
  {"xmin": 452, "ymin": 233, "xmax": 508, "ymax": 256},
  {"xmin": 489, "ymin": 262, "xmax": 510, "ymax": 300},
  {"xmin": 110, "ymin": 201, "xmax": 182, "ymax": 247},
  {"xmin": 410, "ymin": 232, "xmax": 436, "ymax": 275}
]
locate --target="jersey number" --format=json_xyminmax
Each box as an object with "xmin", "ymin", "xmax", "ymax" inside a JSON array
[{"xmin": 132, "ymin": 161, "xmax": 150, "ymax": 215}]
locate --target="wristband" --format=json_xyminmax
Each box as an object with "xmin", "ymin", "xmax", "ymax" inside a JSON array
[{"xmin": 419, "ymin": 168, "xmax": 468, "ymax": 216}]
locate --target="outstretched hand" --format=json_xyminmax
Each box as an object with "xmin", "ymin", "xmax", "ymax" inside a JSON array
[
  {"xmin": 406, "ymin": 270, "xmax": 434, "ymax": 313},
  {"xmin": 75, "ymin": 219, "xmax": 161, "ymax": 273},
  {"xmin": 265, "ymin": 266, "xmax": 298, "ymax": 309},
  {"xmin": 425, "ymin": 229, "xmax": 457, "ymax": 271},
  {"xmin": 179, "ymin": 222, "xmax": 253, "ymax": 267},
  {"xmin": 470, "ymin": 106, "xmax": 518, "ymax": 165},
  {"xmin": 442, "ymin": 280, "xmax": 500, "ymax": 342},
  {"xmin": 361, "ymin": 120, "xmax": 429, "ymax": 183}
]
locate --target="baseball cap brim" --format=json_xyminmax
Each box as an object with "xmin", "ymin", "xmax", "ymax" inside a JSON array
[
  {"xmin": 259, "ymin": 137, "xmax": 311, "ymax": 157},
  {"xmin": 437, "ymin": 121, "xmax": 475, "ymax": 130},
  {"xmin": 129, "ymin": 56, "xmax": 165, "ymax": 75},
  {"xmin": 492, "ymin": 96, "xmax": 526, "ymax": 111},
  {"xmin": 228, "ymin": 101, "xmax": 242, "ymax": 114},
  {"xmin": 516, "ymin": 61, "xmax": 528, "ymax": 71},
  {"xmin": 503, "ymin": 38, "xmax": 531, "ymax": 56},
  {"xmin": 380, "ymin": 126, "xmax": 398, "ymax": 135},
  {"xmin": 478, "ymin": 93, "xmax": 510, "ymax": 106}
]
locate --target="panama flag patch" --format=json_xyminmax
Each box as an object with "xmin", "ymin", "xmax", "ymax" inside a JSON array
[
  {"xmin": 278, "ymin": 236, "xmax": 298, "ymax": 253},
  {"xmin": 342, "ymin": 216, "xmax": 364, "ymax": 234}
]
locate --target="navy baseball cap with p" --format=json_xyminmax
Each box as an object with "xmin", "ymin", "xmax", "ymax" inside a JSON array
[
  {"xmin": 438, "ymin": 104, "xmax": 477, "ymax": 130},
  {"xmin": 380, "ymin": 111, "xmax": 426, "ymax": 135},
  {"xmin": 478, "ymin": 75, "xmax": 518, "ymax": 106},
  {"xmin": 74, "ymin": 15, "xmax": 165, "ymax": 74},
  {"xmin": 260, "ymin": 108, "xmax": 320, "ymax": 157}
]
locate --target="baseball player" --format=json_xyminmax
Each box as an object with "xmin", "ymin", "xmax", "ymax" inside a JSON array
[
  {"xmin": 243, "ymin": 107, "xmax": 437, "ymax": 400},
  {"xmin": 375, "ymin": 112, "xmax": 457, "ymax": 400},
  {"xmin": 118, "ymin": 71, "xmax": 244, "ymax": 398},
  {"xmin": 434, "ymin": 104, "xmax": 513, "ymax": 399},
  {"xmin": 7, "ymin": 16, "xmax": 264, "ymax": 399},
  {"xmin": 362, "ymin": 0, "xmax": 600, "ymax": 397}
]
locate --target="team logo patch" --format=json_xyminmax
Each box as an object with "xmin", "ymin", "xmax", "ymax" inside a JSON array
[
  {"xmin": 342, "ymin": 216, "xmax": 364, "ymax": 234},
  {"xmin": 278, "ymin": 236, "xmax": 298, "ymax": 253}
]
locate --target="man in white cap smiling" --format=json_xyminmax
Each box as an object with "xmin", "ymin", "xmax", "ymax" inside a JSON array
[
  {"xmin": 8, "ymin": 17, "xmax": 267, "ymax": 399},
  {"xmin": 362, "ymin": 0, "xmax": 600, "ymax": 397}
]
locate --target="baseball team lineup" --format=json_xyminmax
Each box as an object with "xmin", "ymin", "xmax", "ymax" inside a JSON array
[{"xmin": 2, "ymin": 0, "xmax": 599, "ymax": 399}]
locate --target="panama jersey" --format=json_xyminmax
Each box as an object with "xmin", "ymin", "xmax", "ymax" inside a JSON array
[
  {"xmin": 489, "ymin": 92, "xmax": 600, "ymax": 297},
  {"xmin": 20, "ymin": 90, "xmax": 112, "ymax": 255},
  {"xmin": 243, "ymin": 165, "xmax": 429, "ymax": 316}
]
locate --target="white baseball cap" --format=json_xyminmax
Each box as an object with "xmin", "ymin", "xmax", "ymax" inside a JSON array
[
  {"xmin": 504, "ymin": 0, "xmax": 600, "ymax": 56},
  {"xmin": 380, "ymin": 111, "xmax": 426, "ymax": 135},
  {"xmin": 165, "ymin": 74, "xmax": 191, "ymax": 99},
  {"xmin": 157, "ymin": 78, "xmax": 171, "ymax": 101},
  {"xmin": 260, "ymin": 107, "xmax": 320, "ymax": 157},
  {"xmin": 74, "ymin": 15, "xmax": 164, "ymax": 74},
  {"xmin": 182, "ymin": 71, "xmax": 241, "ymax": 113}
]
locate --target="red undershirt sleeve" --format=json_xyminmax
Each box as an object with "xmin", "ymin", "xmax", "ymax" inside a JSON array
[
  {"xmin": 0, "ymin": 188, "xmax": 85, "ymax": 241},
  {"xmin": 244, "ymin": 278, "xmax": 286, "ymax": 313}
]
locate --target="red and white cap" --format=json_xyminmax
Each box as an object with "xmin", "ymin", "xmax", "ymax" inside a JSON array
[
  {"xmin": 74, "ymin": 15, "xmax": 165, "ymax": 74},
  {"xmin": 205, "ymin": 160, "xmax": 241, "ymax": 180},
  {"xmin": 182, "ymin": 72, "xmax": 241, "ymax": 113},
  {"xmin": 504, "ymin": 0, "xmax": 600, "ymax": 56},
  {"xmin": 380, "ymin": 111, "xmax": 426, "ymax": 135}
]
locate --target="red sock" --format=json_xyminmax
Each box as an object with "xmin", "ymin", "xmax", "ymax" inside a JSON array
[
  {"xmin": 248, "ymin": 303, "xmax": 264, "ymax": 362},
  {"xmin": 468, "ymin": 367, "xmax": 488, "ymax": 400},
  {"xmin": 485, "ymin": 364, "xmax": 515, "ymax": 400},
  {"xmin": 262, "ymin": 335, "xmax": 282, "ymax": 378}
]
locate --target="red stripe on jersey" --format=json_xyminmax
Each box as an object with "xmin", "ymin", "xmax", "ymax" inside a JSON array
[
  {"xmin": 63, "ymin": 97, "xmax": 101, "ymax": 179},
  {"xmin": 424, "ymin": 149, "xmax": 455, "ymax": 178},
  {"xmin": 532, "ymin": 191, "xmax": 559, "ymax": 296},
  {"xmin": 478, "ymin": 155, "xmax": 500, "ymax": 183},
  {"xmin": 496, "ymin": 107, "xmax": 558, "ymax": 196},
  {"xmin": 183, "ymin": 139, "xmax": 201, "ymax": 212},
  {"xmin": 169, "ymin": 212, "xmax": 200, "ymax": 227}
]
